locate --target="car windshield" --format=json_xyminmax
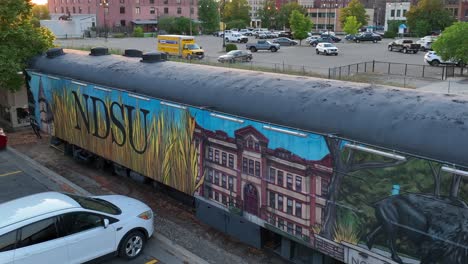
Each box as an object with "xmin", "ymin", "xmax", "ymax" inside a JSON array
[
  {"xmin": 227, "ymin": 50, "xmax": 238, "ymax": 55},
  {"xmin": 66, "ymin": 193, "xmax": 122, "ymax": 215},
  {"xmin": 186, "ymin": 44, "xmax": 200, "ymax": 50}
]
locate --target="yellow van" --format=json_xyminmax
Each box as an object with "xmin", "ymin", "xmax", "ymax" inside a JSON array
[{"xmin": 157, "ymin": 35, "xmax": 204, "ymax": 59}]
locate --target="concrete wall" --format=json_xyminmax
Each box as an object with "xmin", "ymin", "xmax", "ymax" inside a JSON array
[
  {"xmin": 41, "ymin": 15, "xmax": 95, "ymax": 38},
  {"xmin": 0, "ymin": 86, "xmax": 29, "ymax": 129}
]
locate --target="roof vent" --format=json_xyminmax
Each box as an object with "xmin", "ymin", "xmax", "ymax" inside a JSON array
[
  {"xmin": 89, "ymin": 47, "xmax": 109, "ymax": 56},
  {"xmin": 123, "ymin": 49, "xmax": 143, "ymax": 58},
  {"xmin": 140, "ymin": 52, "xmax": 167, "ymax": 63},
  {"xmin": 46, "ymin": 48, "xmax": 65, "ymax": 58}
]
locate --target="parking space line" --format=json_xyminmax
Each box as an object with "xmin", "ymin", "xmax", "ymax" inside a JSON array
[
  {"xmin": 0, "ymin": 170, "xmax": 22, "ymax": 177},
  {"xmin": 145, "ymin": 260, "xmax": 159, "ymax": 264}
]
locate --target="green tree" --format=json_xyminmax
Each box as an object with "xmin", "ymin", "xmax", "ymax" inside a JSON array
[
  {"xmin": 277, "ymin": 3, "xmax": 306, "ymax": 29},
  {"xmin": 289, "ymin": 10, "xmax": 312, "ymax": 45},
  {"xmin": 31, "ymin": 4, "xmax": 49, "ymax": 28},
  {"xmin": 158, "ymin": 16, "xmax": 199, "ymax": 35},
  {"xmin": 257, "ymin": 0, "xmax": 278, "ymax": 29},
  {"xmin": 406, "ymin": 0, "xmax": 454, "ymax": 36},
  {"xmin": 339, "ymin": 0, "xmax": 368, "ymax": 27},
  {"xmin": 198, "ymin": 0, "xmax": 219, "ymax": 34},
  {"xmin": 223, "ymin": 0, "xmax": 251, "ymax": 27},
  {"xmin": 432, "ymin": 22, "xmax": 468, "ymax": 64},
  {"xmin": 0, "ymin": 0, "xmax": 54, "ymax": 91},
  {"xmin": 226, "ymin": 19, "xmax": 248, "ymax": 30},
  {"xmin": 343, "ymin": 16, "xmax": 362, "ymax": 35}
]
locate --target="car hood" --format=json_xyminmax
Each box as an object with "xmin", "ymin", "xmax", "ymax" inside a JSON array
[
  {"xmin": 189, "ymin": 49, "xmax": 204, "ymax": 52},
  {"xmin": 96, "ymin": 195, "xmax": 151, "ymax": 217}
]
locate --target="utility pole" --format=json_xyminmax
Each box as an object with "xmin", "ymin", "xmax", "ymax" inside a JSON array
[
  {"xmin": 100, "ymin": 0, "xmax": 109, "ymax": 40},
  {"xmin": 222, "ymin": 0, "xmax": 226, "ymax": 48},
  {"xmin": 189, "ymin": 0, "xmax": 193, "ymax": 35}
]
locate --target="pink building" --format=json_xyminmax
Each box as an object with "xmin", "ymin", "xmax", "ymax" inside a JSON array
[{"xmin": 48, "ymin": 0, "xmax": 198, "ymax": 30}]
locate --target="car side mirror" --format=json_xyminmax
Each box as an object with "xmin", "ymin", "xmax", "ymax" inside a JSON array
[{"xmin": 103, "ymin": 218, "xmax": 109, "ymax": 228}]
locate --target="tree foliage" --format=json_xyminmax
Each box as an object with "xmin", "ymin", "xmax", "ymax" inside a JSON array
[
  {"xmin": 432, "ymin": 22, "xmax": 468, "ymax": 64},
  {"xmin": 158, "ymin": 16, "xmax": 199, "ymax": 35},
  {"xmin": 257, "ymin": 0, "xmax": 278, "ymax": 29},
  {"xmin": 339, "ymin": 0, "xmax": 368, "ymax": 27},
  {"xmin": 31, "ymin": 4, "xmax": 49, "ymax": 28},
  {"xmin": 0, "ymin": 0, "xmax": 54, "ymax": 91},
  {"xmin": 277, "ymin": 3, "xmax": 306, "ymax": 30},
  {"xmin": 198, "ymin": 0, "xmax": 219, "ymax": 34},
  {"xmin": 223, "ymin": 0, "xmax": 250, "ymax": 27},
  {"xmin": 343, "ymin": 16, "xmax": 361, "ymax": 35},
  {"xmin": 226, "ymin": 19, "xmax": 248, "ymax": 30},
  {"xmin": 405, "ymin": 0, "xmax": 454, "ymax": 36},
  {"xmin": 289, "ymin": 10, "xmax": 312, "ymax": 45}
]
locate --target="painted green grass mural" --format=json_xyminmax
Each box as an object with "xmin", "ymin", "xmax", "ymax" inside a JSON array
[{"xmin": 51, "ymin": 86, "xmax": 203, "ymax": 195}]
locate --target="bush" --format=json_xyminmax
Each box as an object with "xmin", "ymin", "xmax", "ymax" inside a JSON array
[
  {"xmin": 225, "ymin": 43, "xmax": 238, "ymax": 52},
  {"xmin": 383, "ymin": 31, "xmax": 396, "ymax": 38},
  {"xmin": 113, "ymin": 33, "xmax": 126, "ymax": 38},
  {"xmin": 133, "ymin": 26, "xmax": 144, "ymax": 37}
]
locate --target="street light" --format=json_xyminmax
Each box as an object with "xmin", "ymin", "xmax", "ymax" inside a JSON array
[{"xmin": 99, "ymin": 0, "xmax": 109, "ymax": 40}]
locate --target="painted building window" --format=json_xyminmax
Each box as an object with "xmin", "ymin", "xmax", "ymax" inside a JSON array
[
  {"xmin": 207, "ymin": 169, "xmax": 213, "ymax": 183},
  {"xmin": 247, "ymin": 139, "xmax": 253, "ymax": 149},
  {"xmin": 228, "ymin": 154, "xmax": 234, "ymax": 168},
  {"xmin": 287, "ymin": 222, "xmax": 293, "ymax": 234},
  {"xmin": 214, "ymin": 171, "xmax": 219, "ymax": 185},
  {"xmin": 295, "ymin": 226, "xmax": 302, "ymax": 236},
  {"xmin": 287, "ymin": 174, "xmax": 293, "ymax": 189},
  {"xmin": 222, "ymin": 195, "xmax": 227, "ymax": 205},
  {"xmin": 277, "ymin": 171, "xmax": 283, "ymax": 186},
  {"xmin": 135, "ymin": 7, "xmax": 141, "ymax": 14},
  {"xmin": 287, "ymin": 198, "xmax": 293, "ymax": 214},
  {"xmin": 278, "ymin": 195, "xmax": 283, "ymax": 211},
  {"xmin": 296, "ymin": 176, "xmax": 302, "ymax": 192},
  {"xmin": 255, "ymin": 142, "xmax": 260, "ymax": 151},
  {"xmin": 215, "ymin": 192, "xmax": 219, "ymax": 201},
  {"xmin": 208, "ymin": 147, "xmax": 213, "ymax": 160},
  {"xmin": 164, "ymin": 7, "xmax": 168, "ymax": 14},
  {"xmin": 222, "ymin": 152, "xmax": 227, "ymax": 166},
  {"xmin": 278, "ymin": 218, "xmax": 284, "ymax": 230},
  {"xmin": 208, "ymin": 187, "xmax": 213, "ymax": 198},
  {"xmin": 255, "ymin": 161, "xmax": 260, "ymax": 177},
  {"xmin": 242, "ymin": 158, "xmax": 248, "ymax": 173},
  {"xmin": 248, "ymin": 159, "xmax": 254, "ymax": 175},
  {"xmin": 228, "ymin": 177, "xmax": 233, "ymax": 191},
  {"xmin": 120, "ymin": 6, "xmax": 125, "ymax": 14},
  {"xmin": 177, "ymin": 7, "xmax": 181, "ymax": 14},
  {"xmin": 150, "ymin": 7, "xmax": 155, "ymax": 14},
  {"xmin": 222, "ymin": 174, "xmax": 227, "ymax": 188},
  {"xmin": 295, "ymin": 202, "xmax": 302, "ymax": 218},
  {"xmin": 322, "ymin": 179, "xmax": 329, "ymax": 196},
  {"xmin": 269, "ymin": 168, "xmax": 276, "ymax": 183},
  {"xmin": 214, "ymin": 150, "xmax": 219, "ymax": 162},
  {"xmin": 269, "ymin": 191, "xmax": 275, "ymax": 208}
]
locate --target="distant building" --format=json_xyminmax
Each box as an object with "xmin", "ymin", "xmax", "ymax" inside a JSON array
[
  {"xmin": 384, "ymin": 1, "xmax": 411, "ymax": 31},
  {"xmin": 307, "ymin": 7, "xmax": 374, "ymax": 33},
  {"xmin": 248, "ymin": 0, "xmax": 265, "ymax": 28}
]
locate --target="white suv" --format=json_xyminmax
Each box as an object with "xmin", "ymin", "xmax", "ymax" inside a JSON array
[
  {"xmin": 0, "ymin": 192, "xmax": 154, "ymax": 264},
  {"xmin": 315, "ymin": 42, "xmax": 339, "ymax": 56},
  {"xmin": 424, "ymin": 51, "xmax": 465, "ymax": 67}
]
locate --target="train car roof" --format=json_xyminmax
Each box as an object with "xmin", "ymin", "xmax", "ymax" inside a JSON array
[{"xmin": 28, "ymin": 49, "xmax": 468, "ymax": 168}]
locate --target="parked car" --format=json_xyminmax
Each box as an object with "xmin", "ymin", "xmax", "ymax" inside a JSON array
[
  {"xmin": 240, "ymin": 29, "xmax": 253, "ymax": 36},
  {"xmin": 345, "ymin": 34, "xmax": 357, "ymax": 41},
  {"xmin": 424, "ymin": 51, "xmax": 465, "ymax": 67},
  {"xmin": 272, "ymin": 37, "xmax": 298, "ymax": 46},
  {"xmin": 388, "ymin": 39, "xmax": 421, "ymax": 53},
  {"xmin": 320, "ymin": 31, "xmax": 336, "ymax": 36},
  {"xmin": 246, "ymin": 40, "xmax": 280, "ymax": 52},
  {"xmin": 320, "ymin": 34, "xmax": 342, "ymax": 42},
  {"xmin": 0, "ymin": 192, "xmax": 154, "ymax": 263},
  {"xmin": 225, "ymin": 33, "xmax": 248, "ymax": 43},
  {"xmin": 416, "ymin": 36, "xmax": 437, "ymax": 51},
  {"xmin": 353, "ymin": 32, "xmax": 382, "ymax": 43},
  {"xmin": 310, "ymin": 36, "xmax": 340, "ymax": 46},
  {"xmin": 218, "ymin": 50, "xmax": 253, "ymax": 63},
  {"xmin": 278, "ymin": 31, "xmax": 293, "ymax": 38},
  {"xmin": 305, "ymin": 36, "xmax": 319, "ymax": 44},
  {"xmin": 315, "ymin": 42, "xmax": 339, "ymax": 56},
  {"xmin": 257, "ymin": 33, "xmax": 268, "ymax": 39}
]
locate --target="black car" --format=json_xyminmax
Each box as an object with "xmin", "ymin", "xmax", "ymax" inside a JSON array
[
  {"xmin": 272, "ymin": 37, "xmax": 298, "ymax": 46},
  {"xmin": 320, "ymin": 34, "xmax": 342, "ymax": 43},
  {"xmin": 353, "ymin": 33, "xmax": 382, "ymax": 43},
  {"xmin": 278, "ymin": 31, "xmax": 293, "ymax": 38},
  {"xmin": 310, "ymin": 36, "xmax": 341, "ymax": 46}
]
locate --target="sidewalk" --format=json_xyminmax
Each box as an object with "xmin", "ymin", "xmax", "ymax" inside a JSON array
[
  {"xmin": 417, "ymin": 77, "xmax": 468, "ymax": 95},
  {"xmin": 7, "ymin": 131, "xmax": 285, "ymax": 264}
]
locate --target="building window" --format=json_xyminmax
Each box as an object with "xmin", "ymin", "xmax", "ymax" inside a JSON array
[
  {"xmin": 295, "ymin": 202, "xmax": 302, "ymax": 218},
  {"xmin": 176, "ymin": 0, "xmax": 181, "ymax": 3},
  {"xmin": 164, "ymin": 7, "xmax": 168, "ymax": 14},
  {"xmin": 228, "ymin": 177, "xmax": 233, "ymax": 191},
  {"xmin": 403, "ymin": 9, "xmax": 407, "ymax": 16},
  {"xmin": 287, "ymin": 174, "xmax": 293, "ymax": 190},
  {"xmin": 215, "ymin": 150, "xmax": 219, "ymax": 163},
  {"xmin": 208, "ymin": 187, "xmax": 213, "ymax": 198},
  {"xmin": 72, "ymin": 6, "xmax": 76, "ymax": 13},
  {"xmin": 177, "ymin": 7, "xmax": 182, "ymax": 14},
  {"xmin": 278, "ymin": 218, "xmax": 284, "ymax": 230},
  {"xmin": 228, "ymin": 154, "xmax": 234, "ymax": 168},
  {"xmin": 287, "ymin": 198, "xmax": 293, "ymax": 214},
  {"xmin": 247, "ymin": 139, "xmax": 253, "ymax": 149},
  {"xmin": 248, "ymin": 159, "xmax": 254, "ymax": 175},
  {"xmin": 190, "ymin": 7, "xmax": 194, "ymax": 14},
  {"xmin": 120, "ymin": 6, "xmax": 125, "ymax": 14},
  {"xmin": 277, "ymin": 171, "xmax": 283, "ymax": 186},
  {"xmin": 242, "ymin": 158, "xmax": 248, "ymax": 173},
  {"xmin": 214, "ymin": 171, "xmax": 219, "ymax": 185},
  {"xmin": 135, "ymin": 7, "xmax": 140, "ymax": 14},
  {"xmin": 287, "ymin": 222, "xmax": 294, "ymax": 234},
  {"xmin": 222, "ymin": 195, "xmax": 227, "ymax": 205},
  {"xmin": 150, "ymin": 0, "xmax": 154, "ymax": 3},
  {"xmin": 295, "ymin": 226, "xmax": 302, "ymax": 236},
  {"xmin": 214, "ymin": 192, "xmax": 219, "ymax": 201},
  {"xmin": 190, "ymin": 0, "xmax": 194, "ymax": 4},
  {"xmin": 255, "ymin": 161, "xmax": 260, "ymax": 177},
  {"xmin": 208, "ymin": 147, "xmax": 213, "ymax": 160},
  {"xmin": 278, "ymin": 195, "xmax": 283, "ymax": 211},
  {"xmin": 88, "ymin": 6, "xmax": 90, "ymax": 13},
  {"xmin": 164, "ymin": 0, "xmax": 168, "ymax": 4},
  {"xmin": 390, "ymin": 10, "xmax": 395, "ymax": 17},
  {"xmin": 322, "ymin": 180, "xmax": 329, "ymax": 197},
  {"xmin": 396, "ymin": 9, "xmax": 401, "ymax": 17},
  {"xmin": 149, "ymin": 7, "xmax": 156, "ymax": 14},
  {"xmin": 222, "ymin": 152, "xmax": 227, "ymax": 166},
  {"xmin": 222, "ymin": 174, "xmax": 227, "ymax": 188},
  {"xmin": 207, "ymin": 169, "xmax": 213, "ymax": 183},
  {"xmin": 61, "ymin": 6, "xmax": 64, "ymax": 13},
  {"xmin": 296, "ymin": 176, "xmax": 302, "ymax": 192},
  {"xmin": 269, "ymin": 168, "xmax": 276, "ymax": 183},
  {"xmin": 78, "ymin": 7, "xmax": 82, "ymax": 13},
  {"xmin": 254, "ymin": 142, "xmax": 259, "ymax": 151},
  {"xmin": 269, "ymin": 191, "xmax": 275, "ymax": 208},
  {"xmin": 120, "ymin": 0, "xmax": 124, "ymax": 3}
]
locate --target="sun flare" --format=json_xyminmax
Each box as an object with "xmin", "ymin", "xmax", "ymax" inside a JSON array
[{"xmin": 32, "ymin": 0, "xmax": 48, "ymax": 5}]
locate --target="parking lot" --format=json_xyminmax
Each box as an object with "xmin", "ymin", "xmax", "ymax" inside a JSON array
[{"xmin": 57, "ymin": 35, "xmax": 428, "ymax": 75}]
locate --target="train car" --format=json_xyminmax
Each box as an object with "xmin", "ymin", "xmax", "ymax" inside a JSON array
[{"xmin": 26, "ymin": 47, "xmax": 468, "ymax": 264}]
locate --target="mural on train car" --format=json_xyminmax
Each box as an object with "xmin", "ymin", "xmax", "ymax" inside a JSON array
[{"xmin": 29, "ymin": 73, "xmax": 468, "ymax": 264}]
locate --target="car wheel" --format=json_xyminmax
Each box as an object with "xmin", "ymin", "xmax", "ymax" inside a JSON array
[
  {"xmin": 118, "ymin": 230, "xmax": 145, "ymax": 260},
  {"xmin": 225, "ymin": 38, "xmax": 229, "ymax": 42},
  {"xmin": 250, "ymin": 47, "xmax": 257, "ymax": 52},
  {"xmin": 270, "ymin": 47, "xmax": 277, "ymax": 52},
  {"xmin": 356, "ymin": 39, "xmax": 360, "ymax": 43},
  {"xmin": 334, "ymin": 53, "xmax": 338, "ymax": 56},
  {"xmin": 316, "ymin": 49, "xmax": 319, "ymax": 54},
  {"xmin": 421, "ymin": 47, "xmax": 426, "ymax": 52},
  {"xmin": 312, "ymin": 43, "xmax": 317, "ymax": 47},
  {"xmin": 413, "ymin": 50, "xmax": 418, "ymax": 54},
  {"xmin": 430, "ymin": 60, "xmax": 440, "ymax": 66},
  {"xmin": 388, "ymin": 46, "xmax": 393, "ymax": 51},
  {"xmin": 403, "ymin": 48, "xmax": 408, "ymax": 53},
  {"xmin": 373, "ymin": 39, "xmax": 377, "ymax": 43}
]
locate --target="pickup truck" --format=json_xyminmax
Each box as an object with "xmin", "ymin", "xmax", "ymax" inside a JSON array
[
  {"xmin": 388, "ymin": 39, "xmax": 421, "ymax": 54},
  {"xmin": 246, "ymin": 40, "xmax": 280, "ymax": 52}
]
